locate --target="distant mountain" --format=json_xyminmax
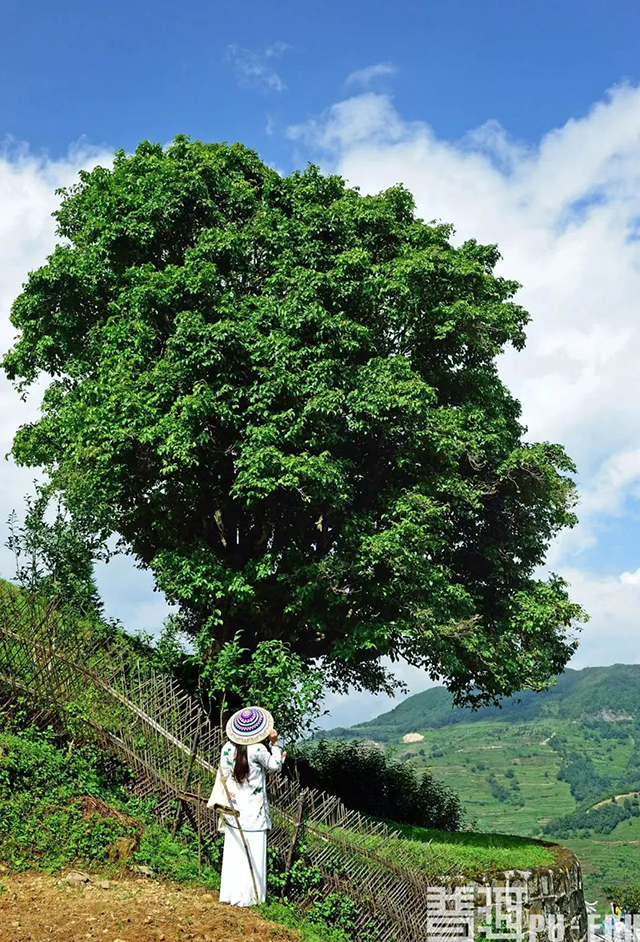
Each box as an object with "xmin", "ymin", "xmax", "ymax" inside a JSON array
[{"xmin": 325, "ymin": 664, "xmax": 640, "ymax": 741}]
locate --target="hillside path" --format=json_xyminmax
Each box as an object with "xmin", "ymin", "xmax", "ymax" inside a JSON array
[{"xmin": 0, "ymin": 872, "xmax": 299, "ymax": 942}]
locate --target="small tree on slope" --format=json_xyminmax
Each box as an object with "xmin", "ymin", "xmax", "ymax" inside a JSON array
[{"xmin": 3, "ymin": 137, "xmax": 585, "ymax": 707}]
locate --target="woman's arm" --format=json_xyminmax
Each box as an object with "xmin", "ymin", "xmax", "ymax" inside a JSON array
[{"xmin": 254, "ymin": 743, "xmax": 285, "ymax": 772}]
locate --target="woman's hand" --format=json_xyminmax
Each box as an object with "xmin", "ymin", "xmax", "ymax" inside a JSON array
[{"xmin": 268, "ymin": 729, "xmax": 279, "ymax": 744}]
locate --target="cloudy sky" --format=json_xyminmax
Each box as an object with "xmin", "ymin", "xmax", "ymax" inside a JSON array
[{"xmin": 2, "ymin": 0, "xmax": 640, "ymax": 727}]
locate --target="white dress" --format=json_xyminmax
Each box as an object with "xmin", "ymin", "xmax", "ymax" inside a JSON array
[{"xmin": 218, "ymin": 741, "xmax": 284, "ymax": 906}]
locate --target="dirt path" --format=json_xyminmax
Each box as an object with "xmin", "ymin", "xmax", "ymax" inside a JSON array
[
  {"xmin": 592, "ymin": 791, "xmax": 640, "ymax": 809},
  {"xmin": 0, "ymin": 872, "xmax": 299, "ymax": 942}
]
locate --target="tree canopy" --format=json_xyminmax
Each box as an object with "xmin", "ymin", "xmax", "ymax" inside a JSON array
[{"xmin": 3, "ymin": 136, "xmax": 585, "ymax": 705}]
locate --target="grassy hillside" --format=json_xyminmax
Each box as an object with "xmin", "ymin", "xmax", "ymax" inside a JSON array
[{"xmin": 323, "ymin": 664, "xmax": 640, "ymax": 901}]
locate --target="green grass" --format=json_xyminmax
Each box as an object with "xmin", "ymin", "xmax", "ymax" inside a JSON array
[
  {"xmin": 389, "ymin": 824, "xmax": 556, "ymax": 872},
  {"xmin": 260, "ymin": 901, "xmax": 351, "ymax": 942},
  {"xmin": 563, "ymin": 814, "xmax": 640, "ymax": 903},
  {"xmin": 334, "ymin": 822, "xmax": 555, "ymax": 878},
  {"xmin": 564, "ymin": 834, "xmax": 640, "ymax": 904}
]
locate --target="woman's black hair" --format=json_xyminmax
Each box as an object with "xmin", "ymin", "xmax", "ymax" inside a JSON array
[{"xmin": 233, "ymin": 744, "xmax": 249, "ymax": 785}]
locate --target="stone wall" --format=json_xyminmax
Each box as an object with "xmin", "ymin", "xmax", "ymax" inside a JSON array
[{"xmin": 468, "ymin": 844, "xmax": 588, "ymax": 942}]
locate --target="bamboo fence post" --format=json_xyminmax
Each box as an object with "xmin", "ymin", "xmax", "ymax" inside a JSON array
[
  {"xmin": 280, "ymin": 789, "xmax": 307, "ymax": 901},
  {"xmin": 197, "ymin": 783, "xmax": 202, "ymax": 877},
  {"xmin": 171, "ymin": 724, "xmax": 201, "ymax": 837}
]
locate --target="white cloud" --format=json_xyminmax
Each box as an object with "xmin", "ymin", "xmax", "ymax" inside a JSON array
[
  {"xmin": 561, "ymin": 567, "xmax": 640, "ymax": 667},
  {"xmin": 345, "ymin": 62, "xmax": 396, "ymax": 88},
  {"xmin": 227, "ymin": 43, "xmax": 290, "ymax": 93},
  {"xmin": 0, "ymin": 145, "xmax": 111, "ymax": 574},
  {"xmin": 288, "ymin": 93, "xmax": 407, "ymax": 150},
  {"xmin": 290, "ymin": 86, "xmax": 640, "ymax": 477}
]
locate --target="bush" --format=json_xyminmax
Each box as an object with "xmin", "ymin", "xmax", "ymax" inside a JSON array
[
  {"xmin": 292, "ymin": 740, "xmax": 462, "ymax": 830},
  {"xmin": 603, "ymin": 883, "xmax": 640, "ymax": 911},
  {"xmin": 0, "ymin": 728, "xmax": 220, "ymax": 884},
  {"xmin": 486, "ymin": 775, "xmax": 510, "ymax": 803},
  {"xmin": 557, "ymin": 754, "xmax": 611, "ymax": 803},
  {"xmin": 543, "ymin": 796, "xmax": 640, "ymax": 839},
  {"xmin": 0, "ymin": 728, "xmax": 130, "ymax": 799}
]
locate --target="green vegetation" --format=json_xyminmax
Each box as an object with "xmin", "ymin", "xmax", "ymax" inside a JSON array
[
  {"xmin": 0, "ymin": 727, "xmax": 221, "ymax": 884},
  {"xmin": 0, "ymin": 725, "xmax": 352, "ymax": 942},
  {"xmin": 3, "ymin": 136, "xmax": 584, "ymax": 709},
  {"xmin": 323, "ymin": 664, "xmax": 640, "ymax": 900},
  {"xmin": 547, "ymin": 793, "xmax": 640, "ymax": 838},
  {"xmin": 602, "ymin": 882, "xmax": 640, "ymax": 912},
  {"xmin": 327, "ymin": 664, "xmax": 640, "ymax": 741},
  {"xmin": 294, "ymin": 739, "xmax": 462, "ymax": 829},
  {"xmin": 259, "ymin": 901, "xmax": 354, "ymax": 942},
  {"xmin": 0, "ymin": 720, "xmax": 562, "ymax": 942},
  {"xmin": 265, "ymin": 853, "xmax": 367, "ymax": 942},
  {"xmin": 340, "ymin": 823, "xmax": 555, "ymax": 877}
]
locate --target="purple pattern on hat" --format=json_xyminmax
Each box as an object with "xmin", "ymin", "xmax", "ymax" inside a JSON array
[{"xmin": 226, "ymin": 706, "xmax": 273, "ymax": 745}]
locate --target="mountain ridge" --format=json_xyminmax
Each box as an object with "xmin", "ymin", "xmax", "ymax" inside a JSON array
[{"xmin": 325, "ymin": 664, "xmax": 640, "ymax": 741}]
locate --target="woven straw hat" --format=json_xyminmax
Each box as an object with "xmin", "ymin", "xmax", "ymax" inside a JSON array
[{"xmin": 226, "ymin": 706, "xmax": 274, "ymax": 746}]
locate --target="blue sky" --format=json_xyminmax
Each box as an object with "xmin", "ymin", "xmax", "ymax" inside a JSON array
[
  {"xmin": 3, "ymin": 0, "xmax": 640, "ymax": 164},
  {"xmin": 2, "ymin": 1, "xmax": 640, "ymax": 727}
]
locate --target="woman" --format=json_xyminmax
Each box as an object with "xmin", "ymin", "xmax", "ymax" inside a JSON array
[{"xmin": 217, "ymin": 706, "xmax": 284, "ymax": 906}]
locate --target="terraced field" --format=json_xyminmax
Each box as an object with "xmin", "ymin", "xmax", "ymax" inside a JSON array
[{"xmin": 394, "ymin": 718, "xmax": 640, "ymax": 900}]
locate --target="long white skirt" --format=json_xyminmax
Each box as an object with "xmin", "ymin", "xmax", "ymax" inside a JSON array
[{"xmin": 219, "ymin": 826, "xmax": 267, "ymax": 906}]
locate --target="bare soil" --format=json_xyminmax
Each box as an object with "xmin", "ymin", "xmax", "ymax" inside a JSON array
[{"xmin": 0, "ymin": 872, "xmax": 299, "ymax": 942}]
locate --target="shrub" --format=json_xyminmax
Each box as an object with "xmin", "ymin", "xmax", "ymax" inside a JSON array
[
  {"xmin": 486, "ymin": 776, "xmax": 510, "ymax": 803},
  {"xmin": 557, "ymin": 754, "xmax": 611, "ymax": 803},
  {"xmin": 602, "ymin": 883, "xmax": 640, "ymax": 912},
  {"xmin": 292, "ymin": 740, "xmax": 462, "ymax": 830},
  {"xmin": 0, "ymin": 728, "xmax": 132, "ymax": 800},
  {"xmin": 0, "ymin": 728, "xmax": 220, "ymax": 884}
]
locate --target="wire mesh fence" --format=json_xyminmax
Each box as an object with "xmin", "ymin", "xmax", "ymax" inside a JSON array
[{"xmin": 0, "ymin": 583, "xmax": 454, "ymax": 942}]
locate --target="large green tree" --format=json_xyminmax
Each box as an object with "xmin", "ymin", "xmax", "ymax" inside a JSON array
[{"xmin": 3, "ymin": 137, "xmax": 585, "ymax": 705}]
